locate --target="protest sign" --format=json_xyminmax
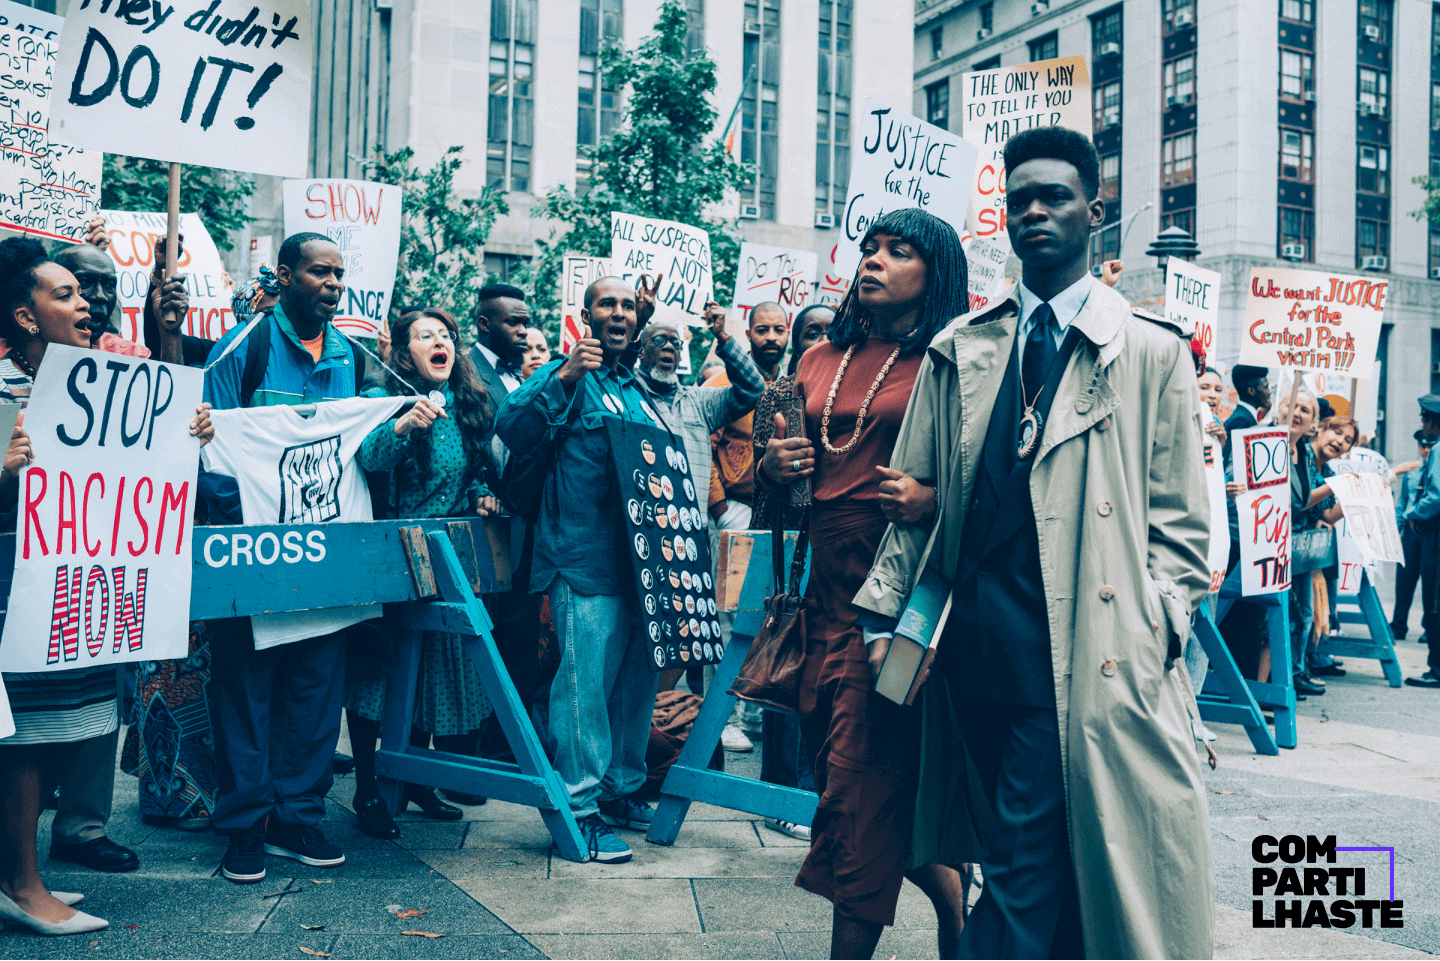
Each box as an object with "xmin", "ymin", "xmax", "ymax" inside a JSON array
[
  {"xmin": 1201, "ymin": 425, "xmax": 1229, "ymax": 594},
  {"xmin": 1326, "ymin": 470, "xmax": 1403, "ymax": 564},
  {"xmin": 0, "ymin": 676, "xmax": 11, "ymax": 739},
  {"xmin": 0, "ymin": 23, "xmax": 102, "ymax": 243},
  {"xmin": 284, "ymin": 178, "xmax": 401, "ymax": 338},
  {"xmin": 1166, "ymin": 259, "xmax": 1221, "ymax": 352},
  {"xmin": 961, "ymin": 55, "xmax": 1091, "ymax": 300},
  {"xmin": 1234, "ymin": 426, "xmax": 1291, "ymax": 596},
  {"xmin": 815, "ymin": 241, "xmax": 851, "ymax": 306},
  {"xmin": 559, "ymin": 252, "xmax": 613, "ymax": 355},
  {"xmin": 728, "ymin": 242, "xmax": 816, "ymax": 344},
  {"xmin": 834, "ymin": 99, "xmax": 978, "ymax": 281},
  {"xmin": 610, "ymin": 213, "xmax": 712, "ymax": 327},
  {"xmin": 49, "ymin": 0, "xmax": 312, "ymax": 178},
  {"xmin": 966, "ymin": 236, "xmax": 1008, "ymax": 312},
  {"xmin": 0, "ymin": 346, "xmax": 201, "ymax": 672},
  {"xmin": 1334, "ymin": 517, "xmax": 1371, "ymax": 597},
  {"xmin": 102, "ymin": 209, "xmax": 233, "ymax": 343},
  {"xmin": 0, "ymin": 0, "xmax": 61, "ymax": 41},
  {"xmin": 1240, "ymin": 267, "xmax": 1385, "ymax": 376}
]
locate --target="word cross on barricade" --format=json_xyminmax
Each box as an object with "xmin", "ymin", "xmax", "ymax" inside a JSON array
[{"xmin": 648, "ymin": 529, "xmax": 818, "ymax": 845}]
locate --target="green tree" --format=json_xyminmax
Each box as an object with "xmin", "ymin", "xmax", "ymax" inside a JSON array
[
  {"xmin": 100, "ymin": 156, "xmax": 256, "ymax": 251},
  {"xmin": 362, "ymin": 144, "xmax": 509, "ymax": 331},
  {"xmin": 528, "ymin": 0, "xmax": 748, "ymax": 361},
  {"xmin": 1411, "ymin": 175, "xmax": 1440, "ymax": 224}
]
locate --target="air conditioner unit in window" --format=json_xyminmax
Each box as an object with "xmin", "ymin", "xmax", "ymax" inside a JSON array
[
  {"xmin": 739, "ymin": 203, "xmax": 760, "ymax": 220},
  {"xmin": 1101, "ymin": 41, "xmax": 1121, "ymax": 56},
  {"xmin": 1166, "ymin": 95, "xmax": 1181, "ymax": 107},
  {"xmin": 1362, "ymin": 255, "xmax": 1387, "ymax": 271},
  {"xmin": 1031, "ymin": 0, "xmax": 1049, "ymax": 15},
  {"xmin": 1174, "ymin": 9, "xmax": 1193, "ymax": 25},
  {"xmin": 1304, "ymin": 91, "xmax": 1315, "ymax": 101},
  {"xmin": 977, "ymin": 27, "xmax": 993, "ymax": 40},
  {"xmin": 1431, "ymin": 267, "xmax": 1440, "ymax": 280},
  {"xmin": 1282, "ymin": 243, "xmax": 1306, "ymax": 260},
  {"xmin": 814, "ymin": 213, "xmax": 834, "ymax": 229},
  {"xmin": 743, "ymin": 17, "xmax": 760, "ymax": 35},
  {"xmin": 1363, "ymin": 24, "xmax": 1381, "ymax": 40}
]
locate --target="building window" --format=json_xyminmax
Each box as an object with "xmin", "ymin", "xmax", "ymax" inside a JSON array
[
  {"xmin": 484, "ymin": 253, "xmax": 530, "ymax": 283},
  {"xmin": 1028, "ymin": 32, "xmax": 1058, "ymax": 62},
  {"xmin": 743, "ymin": 0, "xmax": 782, "ymax": 220},
  {"xmin": 980, "ymin": 2, "xmax": 993, "ymax": 33},
  {"xmin": 925, "ymin": 79, "xmax": 950, "ymax": 131},
  {"xmin": 1280, "ymin": 0, "xmax": 1313, "ymax": 22},
  {"xmin": 489, "ymin": 0, "xmax": 536, "ymax": 194},
  {"xmin": 576, "ymin": 0, "xmax": 622, "ymax": 193},
  {"xmin": 1099, "ymin": 153, "xmax": 1121, "ymax": 202},
  {"xmin": 1090, "ymin": 228, "xmax": 1120, "ymax": 266},
  {"xmin": 1162, "ymin": 133, "xmax": 1195, "ymax": 186},
  {"xmin": 685, "ymin": 0, "xmax": 704, "ymax": 55},
  {"xmin": 1432, "ymin": 83, "xmax": 1440, "ymax": 133},
  {"xmin": 1092, "ymin": 7, "xmax": 1122, "ymax": 58},
  {"xmin": 1429, "ymin": 228, "xmax": 1440, "ymax": 279},
  {"xmin": 1279, "ymin": 128, "xmax": 1313, "ymax": 182},
  {"xmin": 931, "ymin": 26, "xmax": 943, "ymax": 61},
  {"xmin": 1278, "ymin": 207, "xmax": 1314, "ymax": 260},
  {"xmin": 1358, "ymin": 67, "xmax": 1389, "ymax": 116},
  {"xmin": 1163, "ymin": 54, "xmax": 1195, "ymax": 106},
  {"xmin": 1279, "ymin": 49, "xmax": 1313, "ymax": 100},
  {"xmin": 1358, "ymin": 144, "xmax": 1390, "ymax": 194},
  {"xmin": 1163, "ymin": 0, "xmax": 1195, "ymax": 33},
  {"xmin": 1359, "ymin": 0, "xmax": 1392, "ymax": 44},
  {"xmin": 1357, "ymin": 219, "xmax": 1390, "ymax": 264},
  {"xmin": 973, "ymin": 54, "xmax": 1001, "ymax": 70},
  {"xmin": 815, "ymin": 0, "xmax": 851, "ymax": 221},
  {"xmin": 1094, "ymin": 80, "xmax": 1121, "ymax": 131},
  {"xmin": 1162, "ymin": 209, "xmax": 1194, "ymax": 234}
]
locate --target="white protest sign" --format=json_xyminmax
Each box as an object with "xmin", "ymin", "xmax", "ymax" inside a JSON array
[
  {"xmin": 0, "ymin": 0, "xmax": 61, "ymax": 41},
  {"xmin": 1202, "ymin": 425, "xmax": 1229, "ymax": 594},
  {"xmin": 1335, "ymin": 518, "xmax": 1368, "ymax": 596},
  {"xmin": 727, "ymin": 242, "xmax": 816, "ymax": 346},
  {"xmin": 0, "ymin": 345, "xmax": 201, "ymax": 672},
  {"xmin": 0, "ymin": 24, "xmax": 102, "ymax": 243},
  {"xmin": 50, "ymin": 0, "xmax": 312, "ymax": 177},
  {"xmin": 966, "ymin": 236, "xmax": 1008, "ymax": 312},
  {"xmin": 103, "ymin": 209, "xmax": 232, "ymax": 343},
  {"xmin": 284, "ymin": 178, "xmax": 401, "ymax": 338},
  {"xmin": 0, "ymin": 676, "xmax": 12, "ymax": 739},
  {"xmin": 610, "ymin": 213, "xmax": 712, "ymax": 327},
  {"xmin": 960, "ymin": 55, "xmax": 1091, "ymax": 300},
  {"xmin": 1166, "ymin": 259, "xmax": 1221, "ymax": 353},
  {"xmin": 1234, "ymin": 426, "xmax": 1291, "ymax": 596},
  {"xmin": 815, "ymin": 241, "xmax": 851, "ymax": 306},
  {"xmin": 1326, "ymin": 470, "xmax": 1403, "ymax": 564},
  {"xmin": 559, "ymin": 252, "xmax": 612, "ymax": 355},
  {"xmin": 835, "ymin": 99, "xmax": 979, "ymax": 282},
  {"xmin": 1240, "ymin": 267, "xmax": 1385, "ymax": 377}
]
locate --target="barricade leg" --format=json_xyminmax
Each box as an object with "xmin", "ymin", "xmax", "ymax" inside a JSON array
[
  {"xmin": 1194, "ymin": 602, "xmax": 1279, "ymax": 755},
  {"xmin": 1265, "ymin": 598, "xmax": 1297, "ymax": 749},
  {"xmin": 1319, "ymin": 571, "xmax": 1402, "ymax": 688}
]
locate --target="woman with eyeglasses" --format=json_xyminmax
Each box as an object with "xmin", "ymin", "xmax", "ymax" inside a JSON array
[{"xmin": 344, "ymin": 307, "xmax": 501, "ymax": 838}]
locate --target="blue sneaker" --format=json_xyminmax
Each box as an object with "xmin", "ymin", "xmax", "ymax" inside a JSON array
[
  {"xmin": 578, "ymin": 814, "xmax": 632, "ymax": 863},
  {"xmin": 598, "ymin": 795, "xmax": 655, "ymax": 831}
]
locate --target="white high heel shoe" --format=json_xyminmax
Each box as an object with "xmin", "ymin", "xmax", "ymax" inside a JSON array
[
  {"xmin": 0, "ymin": 890, "xmax": 108, "ymax": 935},
  {"xmin": 52, "ymin": 892, "xmax": 84, "ymax": 906}
]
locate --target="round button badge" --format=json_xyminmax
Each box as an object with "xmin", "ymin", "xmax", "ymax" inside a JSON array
[
  {"xmin": 703, "ymin": 572, "xmax": 713, "ymax": 590},
  {"xmin": 692, "ymin": 641, "xmax": 703, "ymax": 661},
  {"xmin": 660, "ymin": 539, "xmax": 673, "ymax": 561},
  {"xmin": 602, "ymin": 393, "xmax": 622, "ymax": 414},
  {"xmin": 690, "ymin": 617, "xmax": 700, "ymax": 638},
  {"xmin": 683, "ymin": 478, "xmax": 696, "ymax": 502},
  {"xmin": 643, "ymin": 502, "xmax": 656, "ymax": 526},
  {"xmin": 703, "ymin": 641, "xmax": 714, "ymax": 661},
  {"xmin": 681, "ymin": 570, "xmax": 693, "ymax": 590},
  {"xmin": 661, "ymin": 476, "xmax": 675, "ymax": 501},
  {"xmin": 648, "ymin": 473, "xmax": 663, "ymax": 498},
  {"xmin": 656, "ymin": 508, "xmax": 668, "ymax": 530},
  {"xmin": 679, "ymin": 620, "xmax": 689, "ymax": 638},
  {"xmin": 653, "ymin": 646, "xmax": 665, "ymax": 667},
  {"xmin": 673, "ymin": 594, "xmax": 684, "ymax": 612},
  {"xmin": 669, "ymin": 570, "xmax": 681, "ymax": 588},
  {"xmin": 679, "ymin": 645, "xmax": 690, "ymax": 662},
  {"xmin": 627, "ymin": 499, "xmax": 642, "ymax": 526},
  {"xmin": 640, "ymin": 569, "xmax": 653, "ymax": 590},
  {"xmin": 686, "ymin": 537, "xmax": 698, "ymax": 561},
  {"xmin": 633, "ymin": 470, "xmax": 647, "ymax": 495},
  {"xmin": 676, "ymin": 450, "xmax": 688, "ymax": 473},
  {"xmin": 648, "ymin": 622, "xmax": 660, "ymax": 642},
  {"xmin": 641, "ymin": 439, "xmax": 656, "ymax": 465},
  {"xmin": 700, "ymin": 619, "xmax": 710, "ymax": 639},
  {"xmin": 644, "ymin": 594, "xmax": 656, "ymax": 615},
  {"xmin": 665, "ymin": 446, "xmax": 677, "ymax": 469},
  {"xmin": 633, "ymin": 534, "xmax": 650, "ymax": 560},
  {"xmin": 667, "ymin": 505, "xmax": 679, "ymax": 529},
  {"xmin": 685, "ymin": 595, "xmax": 695, "ymax": 614}
]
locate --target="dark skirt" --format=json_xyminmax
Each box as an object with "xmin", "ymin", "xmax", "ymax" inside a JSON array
[
  {"xmin": 795, "ymin": 501, "xmax": 922, "ymax": 927},
  {"xmin": 122, "ymin": 622, "xmax": 218, "ymax": 819}
]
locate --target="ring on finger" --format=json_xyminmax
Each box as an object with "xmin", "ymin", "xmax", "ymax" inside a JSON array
[{"xmin": 791, "ymin": 459, "xmax": 802, "ymax": 472}]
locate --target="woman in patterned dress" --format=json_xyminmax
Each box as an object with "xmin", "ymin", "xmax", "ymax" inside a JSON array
[{"xmin": 345, "ymin": 308, "xmax": 499, "ymax": 839}]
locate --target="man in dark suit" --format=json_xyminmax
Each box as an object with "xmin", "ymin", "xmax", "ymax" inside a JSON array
[{"xmin": 1222, "ymin": 364, "xmax": 1270, "ymax": 472}]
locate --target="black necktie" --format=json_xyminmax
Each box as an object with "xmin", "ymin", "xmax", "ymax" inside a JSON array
[{"xmin": 1022, "ymin": 303, "xmax": 1057, "ymax": 405}]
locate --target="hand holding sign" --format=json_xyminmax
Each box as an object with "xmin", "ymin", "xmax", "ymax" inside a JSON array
[{"xmin": 2, "ymin": 411, "xmax": 28, "ymax": 481}]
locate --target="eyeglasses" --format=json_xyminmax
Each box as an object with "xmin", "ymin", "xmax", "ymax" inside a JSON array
[
  {"xmin": 413, "ymin": 328, "xmax": 454, "ymax": 344},
  {"xmin": 649, "ymin": 335, "xmax": 683, "ymax": 349}
]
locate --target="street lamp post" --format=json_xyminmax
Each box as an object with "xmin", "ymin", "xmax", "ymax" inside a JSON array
[{"xmin": 1145, "ymin": 225, "xmax": 1202, "ymax": 282}]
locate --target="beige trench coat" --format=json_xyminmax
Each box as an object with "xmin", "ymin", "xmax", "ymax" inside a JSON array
[{"xmin": 855, "ymin": 279, "xmax": 1215, "ymax": 959}]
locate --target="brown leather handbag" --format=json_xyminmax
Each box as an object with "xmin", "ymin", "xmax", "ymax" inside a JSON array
[{"xmin": 728, "ymin": 514, "xmax": 810, "ymax": 713}]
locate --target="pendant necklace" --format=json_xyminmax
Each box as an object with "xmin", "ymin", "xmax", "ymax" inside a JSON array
[
  {"xmin": 1016, "ymin": 364, "xmax": 1045, "ymax": 461},
  {"xmin": 820, "ymin": 343, "xmax": 902, "ymax": 455}
]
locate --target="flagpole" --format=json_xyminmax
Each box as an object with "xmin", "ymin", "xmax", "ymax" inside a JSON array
[{"xmin": 720, "ymin": 63, "xmax": 757, "ymax": 151}]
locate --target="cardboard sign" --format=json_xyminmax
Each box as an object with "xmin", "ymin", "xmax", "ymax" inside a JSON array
[
  {"xmin": 605, "ymin": 417, "xmax": 722, "ymax": 671},
  {"xmin": 834, "ymin": 98, "xmax": 979, "ymax": 282},
  {"xmin": 0, "ymin": 23, "xmax": 102, "ymax": 243},
  {"xmin": 1240, "ymin": 267, "xmax": 1385, "ymax": 376},
  {"xmin": 610, "ymin": 213, "xmax": 712, "ymax": 327},
  {"xmin": 966, "ymin": 236, "xmax": 1008, "ymax": 312},
  {"xmin": 960, "ymin": 55, "xmax": 1091, "ymax": 300},
  {"xmin": 727, "ymin": 242, "xmax": 816, "ymax": 346},
  {"xmin": 284, "ymin": 178, "xmax": 401, "ymax": 338},
  {"xmin": 1325, "ymin": 470, "xmax": 1403, "ymax": 564},
  {"xmin": 1234, "ymin": 426, "xmax": 1291, "ymax": 596},
  {"xmin": 103, "ymin": 209, "xmax": 233, "ymax": 343},
  {"xmin": 1202, "ymin": 424, "xmax": 1229, "ymax": 594},
  {"xmin": 559, "ymin": 252, "xmax": 612, "ymax": 355},
  {"xmin": 1335, "ymin": 517, "xmax": 1367, "ymax": 597},
  {"xmin": 50, "ymin": 0, "xmax": 312, "ymax": 177},
  {"xmin": 1166, "ymin": 259, "xmax": 1221, "ymax": 354},
  {"xmin": 0, "ymin": 345, "xmax": 201, "ymax": 672}
]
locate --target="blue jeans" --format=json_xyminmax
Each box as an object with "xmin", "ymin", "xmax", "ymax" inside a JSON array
[
  {"xmin": 545, "ymin": 578, "xmax": 658, "ymax": 818},
  {"xmin": 1291, "ymin": 571, "xmax": 1315, "ymax": 671}
]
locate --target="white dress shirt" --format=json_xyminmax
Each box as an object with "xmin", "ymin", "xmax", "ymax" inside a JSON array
[
  {"xmin": 1015, "ymin": 274, "xmax": 1095, "ymax": 364},
  {"xmin": 476, "ymin": 342, "xmax": 521, "ymax": 394}
]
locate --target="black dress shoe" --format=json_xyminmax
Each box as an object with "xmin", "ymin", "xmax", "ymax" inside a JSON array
[
  {"xmin": 1312, "ymin": 664, "xmax": 1346, "ymax": 677},
  {"xmin": 1405, "ymin": 671, "xmax": 1440, "ymax": 688},
  {"xmin": 50, "ymin": 837, "xmax": 139, "ymax": 873},
  {"xmin": 355, "ymin": 797, "xmax": 400, "ymax": 840},
  {"xmin": 1293, "ymin": 674, "xmax": 1327, "ymax": 696},
  {"xmin": 403, "ymin": 786, "xmax": 463, "ymax": 821},
  {"xmin": 332, "ymin": 752, "xmax": 355, "ymax": 775},
  {"xmin": 440, "ymin": 790, "xmax": 488, "ymax": 806}
]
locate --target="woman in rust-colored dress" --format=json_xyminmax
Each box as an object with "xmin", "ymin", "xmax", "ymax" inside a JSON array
[{"xmin": 758, "ymin": 208, "xmax": 972, "ymax": 960}]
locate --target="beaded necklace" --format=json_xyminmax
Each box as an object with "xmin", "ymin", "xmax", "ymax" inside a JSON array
[{"xmin": 819, "ymin": 342, "xmax": 902, "ymax": 455}]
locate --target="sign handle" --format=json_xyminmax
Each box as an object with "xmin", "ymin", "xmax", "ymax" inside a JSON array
[
  {"xmin": 162, "ymin": 162, "xmax": 181, "ymax": 329},
  {"xmin": 1348, "ymin": 377, "xmax": 1360, "ymax": 424},
  {"xmin": 1283, "ymin": 369, "xmax": 1302, "ymax": 452}
]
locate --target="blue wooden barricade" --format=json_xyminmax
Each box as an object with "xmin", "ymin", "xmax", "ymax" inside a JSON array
[
  {"xmin": 1203, "ymin": 569, "xmax": 1297, "ymax": 750},
  {"xmin": 1192, "ymin": 596, "xmax": 1279, "ymax": 755},
  {"xmin": 1317, "ymin": 569, "xmax": 1402, "ymax": 687},
  {"xmin": 0, "ymin": 519, "xmax": 588, "ymax": 863},
  {"xmin": 647, "ymin": 530, "xmax": 819, "ymax": 845}
]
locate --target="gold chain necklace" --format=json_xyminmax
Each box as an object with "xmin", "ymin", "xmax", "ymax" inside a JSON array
[{"xmin": 820, "ymin": 343, "xmax": 902, "ymax": 455}]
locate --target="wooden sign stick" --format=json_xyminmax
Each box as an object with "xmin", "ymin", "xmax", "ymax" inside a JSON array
[{"xmin": 161, "ymin": 162, "xmax": 181, "ymax": 328}]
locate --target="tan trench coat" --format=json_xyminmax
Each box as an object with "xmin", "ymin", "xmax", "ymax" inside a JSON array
[{"xmin": 855, "ymin": 279, "xmax": 1215, "ymax": 959}]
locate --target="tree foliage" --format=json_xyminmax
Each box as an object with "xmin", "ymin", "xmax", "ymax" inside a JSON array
[
  {"xmin": 100, "ymin": 156, "xmax": 256, "ymax": 251},
  {"xmin": 527, "ymin": 0, "xmax": 748, "ymax": 354},
  {"xmin": 1410, "ymin": 175, "xmax": 1440, "ymax": 223},
  {"xmin": 362, "ymin": 145, "xmax": 509, "ymax": 331}
]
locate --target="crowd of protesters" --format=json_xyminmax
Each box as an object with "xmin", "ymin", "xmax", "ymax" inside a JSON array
[{"xmin": 0, "ymin": 125, "xmax": 1432, "ymax": 959}]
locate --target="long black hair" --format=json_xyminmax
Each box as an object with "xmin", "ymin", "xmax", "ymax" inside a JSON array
[
  {"xmin": 0, "ymin": 237, "xmax": 53, "ymax": 375},
  {"xmin": 828, "ymin": 208, "xmax": 968, "ymax": 357},
  {"xmin": 381, "ymin": 308, "xmax": 495, "ymax": 506}
]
